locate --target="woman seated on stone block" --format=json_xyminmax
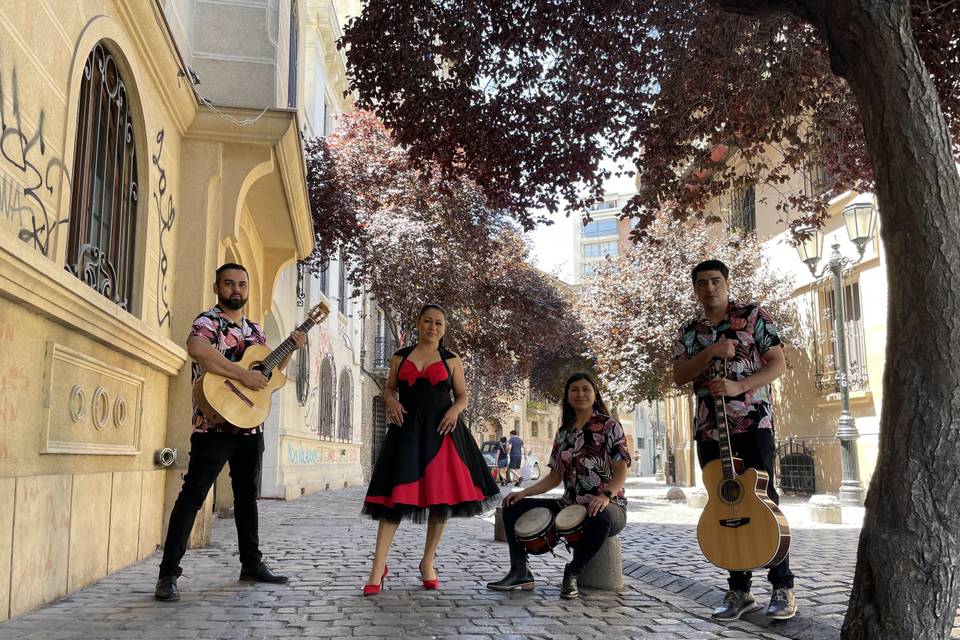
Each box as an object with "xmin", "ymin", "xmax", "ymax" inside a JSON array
[{"xmin": 487, "ymin": 372, "xmax": 630, "ymax": 599}]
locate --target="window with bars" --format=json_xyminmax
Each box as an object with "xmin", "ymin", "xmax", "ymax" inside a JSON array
[
  {"xmin": 287, "ymin": 0, "xmax": 299, "ymax": 109},
  {"xmin": 531, "ymin": 421, "xmax": 539, "ymax": 438},
  {"xmin": 804, "ymin": 163, "xmax": 834, "ymax": 197},
  {"xmin": 318, "ymin": 259, "xmax": 329, "ymax": 296},
  {"xmin": 812, "ymin": 280, "xmax": 869, "ymax": 393},
  {"xmin": 337, "ymin": 254, "xmax": 347, "ymax": 314},
  {"xmin": 65, "ymin": 42, "xmax": 140, "ymax": 311},
  {"xmin": 337, "ymin": 369, "xmax": 352, "ymax": 441},
  {"xmin": 729, "ymin": 183, "xmax": 756, "ymax": 233},
  {"xmin": 319, "ymin": 358, "xmax": 334, "ymax": 437}
]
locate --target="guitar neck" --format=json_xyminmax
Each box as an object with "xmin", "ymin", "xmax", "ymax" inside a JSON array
[
  {"xmin": 260, "ymin": 317, "xmax": 315, "ymax": 373},
  {"xmin": 711, "ymin": 359, "xmax": 737, "ymax": 480}
]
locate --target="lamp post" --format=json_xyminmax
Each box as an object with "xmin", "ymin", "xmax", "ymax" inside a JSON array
[{"xmin": 795, "ymin": 200, "xmax": 878, "ymax": 507}]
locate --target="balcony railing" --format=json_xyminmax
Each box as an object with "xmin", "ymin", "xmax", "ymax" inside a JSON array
[{"xmin": 372, "ymin": 335, "xmax": 394, "ymax": 370}]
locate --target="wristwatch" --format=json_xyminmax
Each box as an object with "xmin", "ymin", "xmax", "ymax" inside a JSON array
[{"xmin": 602, "ymin": 489, "xmax": 613, "ymax": 499}]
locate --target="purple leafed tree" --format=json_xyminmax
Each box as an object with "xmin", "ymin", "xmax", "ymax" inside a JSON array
[{"xmin": 340, "ymin": 2, "xmax": 960, "ymax": 637}]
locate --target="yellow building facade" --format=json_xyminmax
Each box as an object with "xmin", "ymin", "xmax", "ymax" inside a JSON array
[
  {"xmin": 660, "ymin": 159, "xmax": 885, "ymax": 498},
  {"xmin": 0, "ymin": 1, "xmax": 312, "ymax": 619}
]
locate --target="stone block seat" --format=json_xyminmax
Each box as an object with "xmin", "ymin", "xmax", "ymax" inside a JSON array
[{"xmin": 578, "ymin": 536, "xmax": 623, "ymax": 591}]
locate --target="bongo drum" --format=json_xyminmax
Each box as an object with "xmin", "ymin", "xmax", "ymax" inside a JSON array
[
  {"xmin": 555, "ymin": 504, "xmax": 587, "ymax": 546},
  {"xmin": 514, "ymin": 507, "xmax": 557, "ymax": 555}
]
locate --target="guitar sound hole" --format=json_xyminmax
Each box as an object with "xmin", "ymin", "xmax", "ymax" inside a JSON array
[
  {"xmin": 720, "ymin": 480, "xmax": 742, "ymax": 503},
  {"xmin": 252, "ymin": 363, "xmax": 272, "ymax": 381}
]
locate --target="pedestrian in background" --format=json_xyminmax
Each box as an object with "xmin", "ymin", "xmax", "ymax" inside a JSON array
[{"xmin": 508, "ymin": 429, "xmax": 524, "ymax": 487}]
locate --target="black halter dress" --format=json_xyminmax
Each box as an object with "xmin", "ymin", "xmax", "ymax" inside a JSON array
[{"xmin": 362, "ymin": 345, "xmax": 500, "ymax": 523}]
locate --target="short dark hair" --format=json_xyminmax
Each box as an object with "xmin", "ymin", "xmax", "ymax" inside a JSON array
[
  {"xmin": 509, "ymin": 430, "xmax": 517, "ymax": 436},
  {"xmin": 216, "ymin": 263, "xmax": 248, "ymax": 284},
  {"xmin": 691, "ymin": 259, "xmax": 729, "ymax": 283}
]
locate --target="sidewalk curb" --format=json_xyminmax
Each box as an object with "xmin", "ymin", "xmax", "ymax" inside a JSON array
[{"xmin": 623, "ymin": 559, "xmax": 841, "ymax": 640}]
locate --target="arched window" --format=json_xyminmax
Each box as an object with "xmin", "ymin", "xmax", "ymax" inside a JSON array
[
  {"xmin": 338, "ymin": 369, "xmax": 353, "ymax": 441},
  {"xmin": 65, "ymin": 42, "xmax": 140, "ymax": 311},
  {"xmin": 319, "ymin": 358, "xmax": 333, "ymax": 438}
]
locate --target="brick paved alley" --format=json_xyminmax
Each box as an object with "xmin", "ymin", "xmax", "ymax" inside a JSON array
[{"xmin": 1, "ymin": 477, "xmax": 954, "ymax": 640}]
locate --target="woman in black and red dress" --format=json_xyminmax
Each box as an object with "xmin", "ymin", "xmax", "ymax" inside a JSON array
[{"xmin": 362, "ymin": 304, "xmax": 499, "ymax": 594}]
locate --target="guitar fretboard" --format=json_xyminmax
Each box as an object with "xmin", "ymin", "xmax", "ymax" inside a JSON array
[
  {"xmin": 260, "ymin": 317, "xmax": 317, "ymax": 373},
  {"xmin": 711, "ymin": 358, "xmax": 737, "ymax": 481}
]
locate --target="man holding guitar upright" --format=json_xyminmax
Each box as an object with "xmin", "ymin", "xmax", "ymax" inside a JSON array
[
  {"xmin": 673, "ymin": 260, "xmax": 797, "ymax": 621},
  {"xmin": 155, "ymin": 263, "xmax": 306, "ymax": 602}
]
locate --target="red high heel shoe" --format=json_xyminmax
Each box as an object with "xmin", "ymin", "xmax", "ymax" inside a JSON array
[
  {"xmin": 363, "ymin": 564, "xmax": 388, "ymax": 596},
  {"xmin": 420, "ymin": 563, "xmax": 439, "ymax": 590}
]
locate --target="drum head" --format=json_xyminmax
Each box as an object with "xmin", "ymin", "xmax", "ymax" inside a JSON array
[
  {"xmin": 515, "ymin": 507, "xmax": 554, "ymax": 538},
  {"xmin": 555, "ymin": 504, "xmax": 587, "ymax": 531}
]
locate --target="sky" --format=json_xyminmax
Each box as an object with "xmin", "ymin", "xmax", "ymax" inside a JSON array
[{"xmin": 526, "ymin": 165, "xmax": 637, "ymax": 284}]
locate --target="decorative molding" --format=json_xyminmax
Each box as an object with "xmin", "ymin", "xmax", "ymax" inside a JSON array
[
  {"xmin": 0, "ymin": 234, "xmax": 187, "ymax": 376},
  {"xmin": 41, "ymin": 343, "xmax": 144, "ymax": 456}
]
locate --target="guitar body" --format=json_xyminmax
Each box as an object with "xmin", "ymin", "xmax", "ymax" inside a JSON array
[
  {"xmin": 696, "ymin": 458, "xmax": 791, "ymax": 571},
  {"xmin": 193, "ymin": 344, "xmax": 288, "ymax": 428}
]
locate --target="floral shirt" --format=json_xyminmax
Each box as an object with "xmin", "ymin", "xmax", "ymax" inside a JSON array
[
  {"xmin": 189, "ymin": 306, "xmax": 266, "ymax": 435},
  {"xmin": 548, "ymin": 412, "xmax": 631, "ymax": 510},
  {"xmin": 674, "ymin": 301, "xmax": 781, "ymax": 442}
]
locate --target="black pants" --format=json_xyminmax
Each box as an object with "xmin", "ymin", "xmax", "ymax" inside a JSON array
[
  {"xmin": 503, "ymin": 497, "xmax": 626, "ymax": 575},
  {"xmin": 696, "ymin": 429, "xmax": 795, "ymax": 591},
  {"xmin": 159, "ymin": 432, "xmax": 264, "ymax": 578}
]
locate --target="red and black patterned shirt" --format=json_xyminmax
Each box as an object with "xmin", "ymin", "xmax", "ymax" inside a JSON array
[
  {"xmin": 189, "ymin": 305, "xmax": 266, "ymax": 435},
  {"xmin": 674, "ymin": 301, "xmax": 782, "ymax": 442},
  {"xmin": 548, "ymin": 412, "xmax": 631, "ymax": 509}
]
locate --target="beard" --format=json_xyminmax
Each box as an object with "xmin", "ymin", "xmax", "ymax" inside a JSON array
[{"xmin": 219, "ymin": 294, "xmax": 246, "ymax": 311}]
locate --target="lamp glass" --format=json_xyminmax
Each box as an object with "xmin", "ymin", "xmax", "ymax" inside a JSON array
[
  {"xmin": 794, "ymin": 226, "xmax": 822, "ymax": 268},
  {"xmin": 843, "ymin": 202, "xmax": 878, "ymax": 249}
]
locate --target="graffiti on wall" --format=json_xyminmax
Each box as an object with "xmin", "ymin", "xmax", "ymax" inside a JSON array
[
  {"xmin": 0, "ymin": 65, "xmax": 70, "ymax": 255},
  {"xmin": 285, "ymin": 443, "xmax": 359, "ymax": 466},
  {"xmin": 152, "ymin": 129, "xmax": 175, "ymax": 327}
]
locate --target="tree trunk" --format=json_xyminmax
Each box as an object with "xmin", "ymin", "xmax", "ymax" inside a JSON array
[{"xmin": 712, "ymin": 1, "xmax": 960, "ymax": 637}]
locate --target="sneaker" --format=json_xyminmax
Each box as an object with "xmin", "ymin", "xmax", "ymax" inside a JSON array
[
  {"xmin": 712, "ymin": 589, "xmax": 757, "ymax": 620},
  {"xmin": 766, "ymin": 588, "xmax": 797, "ymax": 620}
]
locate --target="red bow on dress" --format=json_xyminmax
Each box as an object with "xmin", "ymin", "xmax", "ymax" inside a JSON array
[{"xmin": 398, "ymin": 360, "xmax": 448, "ymax": 386}]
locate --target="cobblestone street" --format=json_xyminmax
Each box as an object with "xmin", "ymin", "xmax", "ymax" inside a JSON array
[{"xmin": 0, "ymin": 476, "xmax": 947, "ymax": 640}]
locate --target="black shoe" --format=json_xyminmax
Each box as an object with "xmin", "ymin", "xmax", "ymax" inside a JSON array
[
  {"xmin": 766, "ymin": 588, "xmax": 797, "ymax": 620},
  {"xmin": 712, "ymin": 589, "xmax": 757, "ymax": 620},
  {"xmin": 154, "ymin": 575, "xmax": 179, "ymax": 602},
  {"xmin": 561, "ymin": 564, "xmax": 579, "ymax": 599},
  {"xmin": 514, "ymin": 480, "xmax": 523, "ymax": 487},
  {"xmin": 239, "ymin": 560, "xmax": 289, "ymax": 584},
  {"xmin": 486, "ymin": 564, "xmax": 534, "ymax": 591}
]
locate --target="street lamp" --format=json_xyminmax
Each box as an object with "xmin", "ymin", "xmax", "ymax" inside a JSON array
[{"xmin": 794, "ymin": 200, "xmax": 878, "ymax": 507}]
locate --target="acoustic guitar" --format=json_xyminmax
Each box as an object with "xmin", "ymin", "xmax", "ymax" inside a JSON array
[
  {"xmin": 193, "ymin": 302, "xmax": 329, "ymax": 428},
  {"xmin": 696, "ymin": 358, "xmax": 791, "ymax": 571}
]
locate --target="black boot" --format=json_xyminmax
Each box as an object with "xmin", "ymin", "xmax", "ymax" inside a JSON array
[
  {"xmin": 561, "ymin": 563, "xmax": 579, "ymax": 599},
  {"xmin": 154, "ymin": 575, "xmax": 179, "ymax": 602},
  {"xmin": 486, "ymin": 564, "xmax": 534, "ymax": 591}
]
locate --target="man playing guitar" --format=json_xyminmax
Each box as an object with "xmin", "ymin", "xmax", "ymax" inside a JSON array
[
  {"xmin": 155, "ymin": 263, "xmax": 306, "ymax": 601},
  {"xmin": 673, "ymin": 259, "xmax": 797, "ymax": 621}
]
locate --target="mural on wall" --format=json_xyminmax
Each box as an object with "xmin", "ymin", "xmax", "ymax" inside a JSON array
[
  {"xmin": 151, "ymin": 129, "xmax": 175, "ymax": 327},
  {"xmin": 0, "ymin": 65, "xmax": 71, "ymax": 256}
]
